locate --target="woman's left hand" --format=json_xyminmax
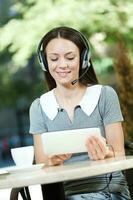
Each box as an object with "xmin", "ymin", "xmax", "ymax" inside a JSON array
[{"xmin": 85, "ymin": 135, "xmax": 109, "ymax": 160}]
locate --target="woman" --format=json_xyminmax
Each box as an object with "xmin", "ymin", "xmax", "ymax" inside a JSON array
[{"xmin": 29, "ymin": 27, "xmax": 131, "ymax": 200}]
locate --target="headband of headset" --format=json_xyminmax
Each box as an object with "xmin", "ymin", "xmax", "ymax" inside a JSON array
[{"xmin": 37, "ymin": 27, "xmax": 91, "ymax": 71}]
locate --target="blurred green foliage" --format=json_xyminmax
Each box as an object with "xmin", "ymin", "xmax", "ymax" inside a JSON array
[
  {"xmin": 0, "ymin": 0, "xmax": 133, "ymax": 69},
  {"xmin": 0, "ymin": 0, "xmax": 133, "ymax": 138}
]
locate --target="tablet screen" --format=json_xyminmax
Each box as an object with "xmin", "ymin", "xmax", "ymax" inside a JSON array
[{"xmin": 41, "ymin": 128, "xmax": 101, "ymax": 156}]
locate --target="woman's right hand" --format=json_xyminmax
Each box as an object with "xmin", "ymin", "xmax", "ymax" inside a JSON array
[{"xmin": 46, "ymin": 154, "xmax": 72, "ymax": 166}]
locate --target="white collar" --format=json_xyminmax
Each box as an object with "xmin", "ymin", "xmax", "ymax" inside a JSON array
[{"xmin": 40, "ymin": 84, "xmax": 102, "ymax": 120}]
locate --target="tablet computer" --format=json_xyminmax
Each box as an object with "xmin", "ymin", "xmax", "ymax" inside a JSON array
[{"xmin": 41, "ymin": 128, "xmax": 101, "ymax": 156}]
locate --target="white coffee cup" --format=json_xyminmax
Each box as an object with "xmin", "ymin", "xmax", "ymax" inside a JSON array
[{"xmin": 11, "ymin": 146, "xmax": 34, "ymax": 167}]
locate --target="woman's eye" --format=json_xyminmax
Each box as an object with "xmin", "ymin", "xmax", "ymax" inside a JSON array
[
  {"xmin": 51, "ymin": 58, "xmax": 58, "ymax": 61},
  {"xmin": 67, "ymin": 57, "xmax": 74, "ymax": 60}
]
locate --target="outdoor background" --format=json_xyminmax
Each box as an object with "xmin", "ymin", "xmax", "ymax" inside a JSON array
[{"xmin": 0, "ymin": 0, "xmax": 133, "ymax": 168}]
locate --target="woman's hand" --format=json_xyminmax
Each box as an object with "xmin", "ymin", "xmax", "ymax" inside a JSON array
[
  {"xmin": 46, "ymin": 154, "xmax": 72, "ymax": 166},
  {"xmin": 85, "ymin": 135, "xmax": 109, "ymax": 160}
]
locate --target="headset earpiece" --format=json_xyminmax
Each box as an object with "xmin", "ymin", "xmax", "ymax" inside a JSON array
[
  {"xmin": 81, "ymin": 49, "xmax": 91, "ymax": 69},
  {"xmin": 37, "ymin": 50, "xmax": 47, "ymax": 71},
  {"xmin": 37, "ymin": 37, "xmax": 48, "ymax": 71},
  {"xmin": 39, "ymin": 51, "xmax": 48, "ymax": 71}
]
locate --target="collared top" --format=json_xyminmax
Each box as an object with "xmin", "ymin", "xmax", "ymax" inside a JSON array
[{"xmin": 29, "ymin": 85, "xmax": 126, "ymax": 196}]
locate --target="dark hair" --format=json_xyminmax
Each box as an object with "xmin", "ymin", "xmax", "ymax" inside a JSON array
[{"xmin": 39, "ymin": 26, "xmax": 98, "ymax": 90}]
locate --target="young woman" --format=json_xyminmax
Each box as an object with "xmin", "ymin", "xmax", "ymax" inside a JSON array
[{"xmin": 29, "ymin": 27, "xmax": 131, "ymax": 200}]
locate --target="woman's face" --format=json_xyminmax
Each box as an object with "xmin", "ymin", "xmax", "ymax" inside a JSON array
[{"xmin": 45, "ymin": 38, "xmax": 80, "ymax": 87}]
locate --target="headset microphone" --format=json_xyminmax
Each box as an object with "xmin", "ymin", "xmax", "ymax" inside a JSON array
[
  {"xmin": 71, "ymin": 61, "xmax": 90, "ymax": 85},
  {"xmin": 71, "ymin": 79, "xmax": 78, "ymax": 85}
]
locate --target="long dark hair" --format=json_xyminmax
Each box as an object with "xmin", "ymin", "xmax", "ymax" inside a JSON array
[{"xmin": 38, "ymin": 26, "xmax": 98, "ymax": 90}]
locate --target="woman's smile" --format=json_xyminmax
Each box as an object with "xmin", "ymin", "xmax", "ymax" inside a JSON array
[{"xmin": 56, "ymin": 70, "xmax": 71, "ymax": 78}]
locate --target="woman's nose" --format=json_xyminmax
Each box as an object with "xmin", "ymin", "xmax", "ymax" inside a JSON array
[{"xmin": 58, "ymin": 58, "xmax": 68, "ymax": 68}]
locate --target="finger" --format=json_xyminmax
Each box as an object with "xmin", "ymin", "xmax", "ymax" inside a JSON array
[
  {"xmin": 90, "ymin": 140, "xmax": 100, "ymax": 160},
  {"xmin": 62, "ymin": 154, "xmax": 72, "ymax": 159},
  {"xmin": 67, "ymin": 153, "xmax": 72, "ymax": 158},
  {"xmin": 57, "ymin": 154, "xmax": 70, "ymax": 160},
  {"xmin": 51, "ymin": 157, "xmax": 63, "ymax": 165},
  {"xmin": 91, "ymin": 136, "xmax": 107, "ymax": 159},
  {"xmin": 93, "ymin": 136, "xmax": 107, "ymax": 155},
  {"xmin": 87, "ymin": 136, "xmax": 105, "ymax": 160},
  {"xmin": 86, "ymin": 138, "xmax": 99, "ymax": 160},
  {"xmin": 85, "ymin": 138, "xmax": 93, "ymax": 158},
  {"xmin": 94, "ymin": 143, "xmax": 105, "ymax": 160}
]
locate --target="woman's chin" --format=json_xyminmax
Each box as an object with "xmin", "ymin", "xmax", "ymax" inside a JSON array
[{"xmin": 57, "ymin": 80, "xmax": 73, "ymax": 87}]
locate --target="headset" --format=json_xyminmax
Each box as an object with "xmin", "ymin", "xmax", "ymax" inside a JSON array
[{"xmin": 37, "ymin": 27, "xmax": 91, "ymax": 73}]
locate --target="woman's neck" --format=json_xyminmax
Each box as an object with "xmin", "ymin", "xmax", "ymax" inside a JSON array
[{"xmin": 54, "ymin": 83, "xmax": 86, "ymax": 100}]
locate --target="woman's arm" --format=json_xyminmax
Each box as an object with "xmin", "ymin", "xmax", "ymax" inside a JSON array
[
  {"xmin": 105, "ymin": 122, "xmax": 125, "ymax": 157},
  {"xmin": 33, "ymin": 134, "xmax": 71, "ymax": 165},
  {"xmin": 85, "ymin": 122, "xmax": 125, "ymax": 160},
  {"xmin": 33, "ymin": 134, "xmax": 48, "ymax": 164}
]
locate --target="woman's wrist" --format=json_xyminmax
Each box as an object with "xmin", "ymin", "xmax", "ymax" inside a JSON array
[{"xmin": 44, "ymin": 157, "xmax": 54, "ymax": 166}]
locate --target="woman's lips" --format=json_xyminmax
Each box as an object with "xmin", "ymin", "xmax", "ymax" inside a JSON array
[{"xmin": 56, "ymin": 71, "xmax": 71, "ymax": 77}]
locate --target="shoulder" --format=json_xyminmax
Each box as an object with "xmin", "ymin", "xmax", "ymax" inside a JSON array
[
  {"xmin": 102, "ymin": 85, "xmax": 117, "ymax": 94},
  {"xmin": 99, "ymin": 85, "xmax": 120, "ymax": 112},
  {"xmin": 30, "ymin": 98, "xmax": 40, "ymax": 111},
  {"xmin": 40, "ymin": 89, "xmax": 54, "ymax": 103},
  {"xmin": 101, "ymin": 85, "xmax": 118, "ymax": 100},
  {"xmin": 29, "ymin": 98, "xmax": 42, "ymax": 117},
  {"xmin": 30, "ymin": 90, "xmax": 51, "ymax": 111},
  {"xmin": 99, "ymin": 85, "xmax": 121, "ymax": 114},
  {"xmin": 86, "ymin": 84, "xmax": 118, "ymax": 102},
  {"xmin": 98, "ymin": 85, "xmax": 123, "ymax": 124}
]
